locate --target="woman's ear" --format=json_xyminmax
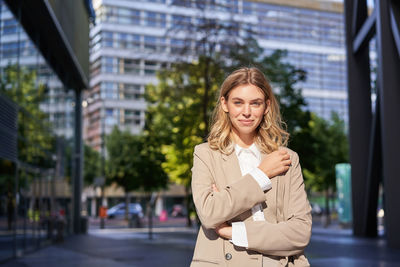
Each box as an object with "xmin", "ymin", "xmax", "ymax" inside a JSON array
[
  {"xmin": 221, "ymin": 97, "xmax": 229, "ymax": 113},
  {"xmin": 264, "ymin": 99, "xmax": 271, "ymax": 115}
]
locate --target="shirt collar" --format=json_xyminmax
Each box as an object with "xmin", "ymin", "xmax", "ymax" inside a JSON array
[{"xmin": 234, "ymin": 143, "xmax": 260, "ymax": 158}]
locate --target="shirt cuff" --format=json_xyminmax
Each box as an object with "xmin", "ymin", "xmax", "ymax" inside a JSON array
[
  {"xmin": 231, "ymin": 222, "xmax": 248, "ymax": 248},
  {"xmin": 249, "ymin": 167, "xmax": 272, "ymax": 191}
]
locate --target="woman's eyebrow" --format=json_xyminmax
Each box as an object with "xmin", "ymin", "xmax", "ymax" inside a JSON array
[{"xmin": 231, "ymin": 97, "xmax": 264, "ymax": 101}]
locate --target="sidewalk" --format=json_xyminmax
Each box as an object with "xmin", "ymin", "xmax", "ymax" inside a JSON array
[
  {"xmin": 2, "ymin": 221, "xmax": 400, "ymax": 267},
  {"xmin": 1, "ymin": 227, "xmax": 197, "ymax": 267},
  {"xmin": 306, "ymin": 219, "xmax": 400, "ymax": 266}
]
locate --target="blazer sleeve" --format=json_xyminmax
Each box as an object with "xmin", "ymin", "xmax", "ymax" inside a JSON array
[
  {"xmin": 191, "ymin": 145, "xmax": 266, "ymax": 229},
  {"xmin": 244, "ymin": 151, "xmax": 312, "ymax": 256}
]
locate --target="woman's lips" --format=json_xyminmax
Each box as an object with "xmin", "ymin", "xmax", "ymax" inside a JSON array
[{"xmin": 239, "ymin": 120, "xmax": 253, "ymax": 126}]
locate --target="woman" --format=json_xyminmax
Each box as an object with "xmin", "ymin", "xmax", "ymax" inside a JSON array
[{"xmin": 190, "ymin": 67, "xmax": 312, "ymax": 266}]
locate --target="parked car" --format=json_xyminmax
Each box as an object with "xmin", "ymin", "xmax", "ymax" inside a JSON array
[
  {"xmin": 311, "ymin": 203, "xmax": 323, "ymax": 216},
  {"xmin": 168, "ymin": 204, "xmax": 187, "ymax": 218},
  {"xmin": 107, "ymin": 203, "xmax": 144, "ymax": 219}
]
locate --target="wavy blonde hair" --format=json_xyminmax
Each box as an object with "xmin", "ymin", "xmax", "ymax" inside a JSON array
[{"xmin": 207, "ymin": 67, "xmax": 289, "ymax": 154}]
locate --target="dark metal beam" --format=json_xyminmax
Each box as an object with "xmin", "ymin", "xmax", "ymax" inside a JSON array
[
  {"xmin": 73, "ymin": 89, "xmax": 83, "ymax": 234},
  {"xmin": 390, "ymin": 0, "xmax": 400, "ymax": 57},
  {"xmin": 344, "ymin": 0, "xmax": 373, "ymax": 237},
  {"xmin": 353, "ymin": 9, "xmax": 376, "ymax": 54},
  {"xmin": 4, "ymin": 0, "xmax": 89, "ymax": 90},
  {"xmin": 376, "ymin": 0, "xmax": 400, "ymax": 249},
  {"xmin": 364, "ymin": 94, "xmax": 381, "ymax": 237}
]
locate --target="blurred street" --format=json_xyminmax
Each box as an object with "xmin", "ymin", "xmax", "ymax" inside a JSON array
[{"xmin": 2, "ymin": 216, "xmax": 400, "ymax": 267}]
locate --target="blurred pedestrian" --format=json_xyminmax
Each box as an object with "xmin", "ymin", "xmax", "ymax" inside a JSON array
[{"xmin": 190, "ymin": 67, "xmax": 312, "ymax": 266}]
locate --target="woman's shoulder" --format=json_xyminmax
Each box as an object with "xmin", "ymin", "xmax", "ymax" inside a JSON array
[
  {"xmin": 194, "ymin": 142, "xmax": 213, "ymax": 155},
  {"xmin": 194, "ymin": 142, "xmax": 222, "ymax": 158}
]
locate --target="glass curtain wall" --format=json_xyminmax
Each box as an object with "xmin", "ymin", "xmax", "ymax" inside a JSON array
[{"xmin": 0, "ymin": 1, "xmax": 73, "ymax": 261}]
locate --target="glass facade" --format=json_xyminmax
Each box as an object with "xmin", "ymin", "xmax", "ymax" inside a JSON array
[
  {"xmin": 0, "ymin": 4, "xmax": 75, "ymax": 139},
  {"xmin": 0, "ymin": 1, "xmax": 76, "ymax": 261}
]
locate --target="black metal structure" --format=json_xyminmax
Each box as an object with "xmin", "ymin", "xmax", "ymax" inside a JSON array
[{"xmin": 345, "ymin": 0, "xmax": 400, "ymax": 248}]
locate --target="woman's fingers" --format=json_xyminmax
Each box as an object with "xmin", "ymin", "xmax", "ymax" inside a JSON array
[
  {"xmin": 282, "ymin": 159, "xmax": 292, "ymax": 166},
  {"xmin": 212, "ymin": 183, "xmax": 219, "ymax": 192}
]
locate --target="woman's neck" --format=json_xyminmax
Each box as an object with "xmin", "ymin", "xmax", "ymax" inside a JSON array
[{"xmin": 231, "ymin": 130, "xmax": 255, "ymax": 148}]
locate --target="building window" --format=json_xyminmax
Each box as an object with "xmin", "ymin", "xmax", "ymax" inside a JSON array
[
  {"xmin": 172, "ymin": 15, "xmax": 191, "ymax": 29},
  {"xmin": 103, "ymin": 31, "xmax": 113, "ymax": 47},
  {"xmin": 119, "ymin": 83, "xmax": 141, "ymax": 99},
  {"xmin": 101, "ymin": 82, "xmax": 118, "ymax": 99},
  {"xmin": 144, "ymin": 11, "xmax": 166, "ymax": 28},
  {"xmin": 102, "ymin": 57, "xmax": 114, "ymax": 73},
  {"xmin": 2, "ymin": 19, "xmax": 18, "ymax": 35},
  {"xmin": 144, "ymin": 61, "xmax": 158, "ymax": 75},
  {"xmin": 144, "ymin": 35, "xmax": 166, "ymax": 53},
  {"xmin": 105, "ymin": 108, "xmax": 116, "ymax": 126},
  {"xmin": 118, "ymin": 58, "xmax": 140, "ymax": 74}
]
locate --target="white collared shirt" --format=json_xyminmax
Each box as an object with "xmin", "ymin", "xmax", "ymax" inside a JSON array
[{"xmin": 231, "ymin": 143, "xmax": 271, "ymax": 248}]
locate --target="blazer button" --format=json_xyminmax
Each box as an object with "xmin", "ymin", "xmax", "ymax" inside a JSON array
[{"xmin": 225, "ymin": 253, "xmax": 232, "ymax": 260}]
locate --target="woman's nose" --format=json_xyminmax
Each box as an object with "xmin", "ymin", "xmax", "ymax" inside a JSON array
[{"xmin": 243, "ymin": 104, "xmax": 251, "ymax": 116}]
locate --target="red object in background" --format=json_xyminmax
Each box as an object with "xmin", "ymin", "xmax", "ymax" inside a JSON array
[
  {"xmin": 99, "ymin": 206, "xmax": 107, "ymax": 218},
  {"xmin": 159, "ymin": 209, "xmax": 168, "ymax": 222},
  {"xmin": 59, "ymin": 209, "xmax": 65, "ymax": 216}
]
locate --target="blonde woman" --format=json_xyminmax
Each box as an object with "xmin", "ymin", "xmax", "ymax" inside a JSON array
[{"xmin": 190, "ymin": 67, "xmax": 312, "ymax": 266}]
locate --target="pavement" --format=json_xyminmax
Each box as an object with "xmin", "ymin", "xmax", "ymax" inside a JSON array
[{"xmin": 1, "ymin": 219, "xmax": 400, "ymax": 267}]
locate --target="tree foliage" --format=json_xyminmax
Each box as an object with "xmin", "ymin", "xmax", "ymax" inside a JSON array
[
  {"xmin": 83, "ymin": 144, "xmax": 101, "ymax": 186},
  {"xmin": 303, "ymin": 112, "xmax": 349, "ymax": 193},
  {"xmin": 145, "ymin": 56, "xmax": 225, "ymax": 189},
  {"xmin": 0, "ymin": 65, "xmax": 56, "ymax": 196},
  {"xmin": 0, "ymin": 65, "xmax": 54, "ymax": 167},
  {"xmin": 105, "ymin": 126, "xmax": 168, "ymax": 193}
]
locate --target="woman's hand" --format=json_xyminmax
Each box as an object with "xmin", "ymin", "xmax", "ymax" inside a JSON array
[
  {"xmin": 258, "ymin": 148, "xmax": 291, "ymax": 179},
  {"xmin": 215, "ymin": 222, "xmax": 232, "ymax": 240}
]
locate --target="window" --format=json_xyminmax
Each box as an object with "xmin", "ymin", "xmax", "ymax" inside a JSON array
[
  {"xmin": 105, "ymin": 108, "xmax": 116, "ymax": 126},
  {"xmin": 119, "ymin": 58, "xmax": 140, "ymax": 74},
  {"xmin": 103, "ymin": 31, "xmax": 113, "ymax": 47},
  {"xmin": 2, "ymin": 19, "xmax": 18, "ymax": 35},
  {"xmin": 102, "ymin": 57, "xmax": 114, "ymax": 73},
  {"xmin": 144, "ymin": 36, "xmax": 157, "ymax": 52},
  {"xmin": 120, "ymin": 83, "xmax": 141, "ymax": 99},
  {"xmin": 101, "ymin": 82, "xmax": 117, "ymax": 99},
  {"xmin": 118, "ymin": 33, "xmax": 128, "ymax": 48},
  {"xmin": 144, "ymin": 12, "xmax": 166, "ymax": 27},
  {"xmin": 144, "ymin": 61, "xmax": 158, "ymax": 75},
  {"xmin": 172, "ymin": 15, "xmax": 190, "ymax": 29}
]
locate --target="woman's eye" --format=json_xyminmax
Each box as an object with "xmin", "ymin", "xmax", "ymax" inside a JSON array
[
  {"xmin": 251, "ymin": 102, "xmax": 262, "ymax": 106},
  {"xmin": 234, "ymin": 101, "xmax": 242, "ymax": 105}
]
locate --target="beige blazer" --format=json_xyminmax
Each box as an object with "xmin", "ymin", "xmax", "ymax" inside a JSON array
[{"xmin": 190, "ymin": 143, "xmax": 312, "ymax": 267}]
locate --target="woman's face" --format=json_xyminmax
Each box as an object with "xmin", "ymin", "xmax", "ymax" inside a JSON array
[{"xmin": 221, "ymin": 84, "xmax": 269, "ymax": 138}]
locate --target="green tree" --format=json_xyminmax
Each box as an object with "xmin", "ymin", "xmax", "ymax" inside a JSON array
[
  {"xmin": 145, "ymin": 56, "xmax": 226, "ymax": 226},
  {"xmin": 83, "ymin": 144, "xmax": 101, "ymax": 186},
  {"xmin": 0, "ymin": 65, "xmax": 54, "ymax": 166},
  {"xmin": 303, "ymin": 112, "xmax": 349, "ymax": 225},
  {"xmin": 106, "ymin": 126, "xmax": 167, "ymax": 219}
]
